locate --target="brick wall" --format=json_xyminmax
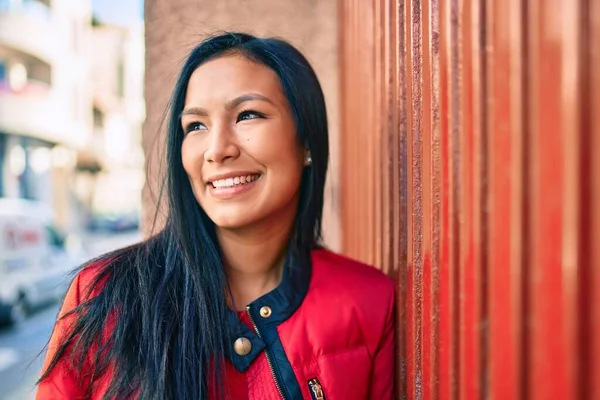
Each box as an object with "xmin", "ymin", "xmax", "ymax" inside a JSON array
[{"xmin": 143, "ymin": 0, "xmax": 341, "ymax": 250}]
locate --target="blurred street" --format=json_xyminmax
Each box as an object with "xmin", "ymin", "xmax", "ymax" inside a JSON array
[
  {"xmin": 0, "ymin": 301, "xmax": 58, "ymax": 400},
  {"xmin": 0, "ymin": 0, "xmax": 144, "ymax": 398},
  {"xmin": 0, "ymin": 230, "xmax": 141, "ymax": 400}
]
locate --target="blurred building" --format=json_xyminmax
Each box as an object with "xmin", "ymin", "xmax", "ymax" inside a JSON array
[
  {"xmin": 81, "ymin": 21, "xmax": 145, "ymax": 224},
  {"xmin": 0, "ymin": 0, "xmax": 144, "ymax": 233},
  {"xmin": 0, "ymin": 0, "xmax": 93, "ymax": 230}
]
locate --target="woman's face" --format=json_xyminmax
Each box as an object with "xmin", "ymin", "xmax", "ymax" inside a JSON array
[{"xmin": 181, "ymin": 54, "xmax": 307, "ymax": 230}]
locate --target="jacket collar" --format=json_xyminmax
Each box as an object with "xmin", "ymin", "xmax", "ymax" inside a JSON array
[{"xmin": 224, "ymin": 247, "xmax": 312, "ymax": 372}]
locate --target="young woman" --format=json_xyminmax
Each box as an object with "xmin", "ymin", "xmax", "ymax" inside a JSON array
[{"xmin": 37, "ymin": 32, "xmax": 395, "ymax": 400}]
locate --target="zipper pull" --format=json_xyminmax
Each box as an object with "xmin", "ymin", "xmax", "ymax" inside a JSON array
[{"xmin": 308, "ymin": 378, "xmax": 325, "ymax": 400}]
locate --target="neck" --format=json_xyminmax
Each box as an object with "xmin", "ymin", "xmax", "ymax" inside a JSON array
[{"xmin": 218, "ymin": 209, "xmax": 297, "ymax": 311}]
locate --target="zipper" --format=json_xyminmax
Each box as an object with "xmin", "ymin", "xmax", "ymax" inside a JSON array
[
  {"xmin": 246, "ymin": 306, "xmax": 286, "ymax": 399},
  {"xmin": 308, "ymin": 378, "xmax": 325, "ymax": 400}
]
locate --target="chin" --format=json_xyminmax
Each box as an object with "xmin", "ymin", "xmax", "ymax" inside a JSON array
[{"xmin": 206, "ymin": 210, "xmax": 258, "ymax": 230}]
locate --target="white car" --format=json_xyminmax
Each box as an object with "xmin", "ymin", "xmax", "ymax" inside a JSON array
[{"xmin": 0, "ymin": 198, "xmax": 83, "ymax": 325}]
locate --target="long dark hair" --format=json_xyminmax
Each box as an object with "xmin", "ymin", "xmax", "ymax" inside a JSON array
[{"xmin": 38, "ymin": 32, "xmax": 329, "ymax": 399}]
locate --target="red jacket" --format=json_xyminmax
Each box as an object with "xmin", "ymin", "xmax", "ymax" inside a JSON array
[{"xmin": 37, "ymin": 248, "xmax": 395, "ymax": 399}]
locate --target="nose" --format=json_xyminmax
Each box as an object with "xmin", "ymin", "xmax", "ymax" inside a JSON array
[{"xmin": 204, "ymin": 122, "xmax": 240, "ymax": 164}]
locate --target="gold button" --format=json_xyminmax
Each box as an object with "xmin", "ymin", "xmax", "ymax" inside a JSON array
[
  {"xmin": 233, "ymin": 337, "xmax": 252, "ymax": 356},
  {"xmin": 260, "ymin": 306, "xmax": 272, "ymax": 318}
]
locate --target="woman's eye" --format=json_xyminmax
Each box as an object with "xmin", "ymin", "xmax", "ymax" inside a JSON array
[
  {"xmin": 237, "ymin": 110, "xmax": 264, "ymax": 122},
  {"xmin": 185, "ymin": 122, "xmax": 207, "ymax": 133}
]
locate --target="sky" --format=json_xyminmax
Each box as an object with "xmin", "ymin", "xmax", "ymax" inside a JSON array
[{"xmin": 91, "ymin": 0, "xmax": 144, "ymax": 27}]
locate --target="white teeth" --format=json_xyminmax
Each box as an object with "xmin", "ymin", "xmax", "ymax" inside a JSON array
[{"xmin": 211, "ymin": 174, "xmax": 259, "ymax": 188}]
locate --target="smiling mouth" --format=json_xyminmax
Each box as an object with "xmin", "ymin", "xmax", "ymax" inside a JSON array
[{"xmin": 209, "ymin": 174, "xmax": 261, "ymax": 189}]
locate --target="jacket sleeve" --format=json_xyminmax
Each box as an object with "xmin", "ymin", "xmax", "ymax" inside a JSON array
[
  {"xmin": 36, "ymin": 273, "xmax": 87, "ymax": 399},
  {"xmin": 369, "ymin": 280, "xmax": 396, "ymax": 400}
]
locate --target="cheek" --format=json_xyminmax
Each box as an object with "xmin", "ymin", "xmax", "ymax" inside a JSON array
[
  {"xmin": 264, "ymin": 147, "xmax": 304, "ymax": 190},
  {"xmin": 181, "ymin": 140, "xmax": 203, "ymax": 179},
  {"xmin": 249, "ymin": 122, "xmax": 302, "ymax": 167}
]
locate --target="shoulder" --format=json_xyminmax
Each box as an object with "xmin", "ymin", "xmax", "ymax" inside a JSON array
[
  {"xmin": 283, "ymin": 248, "xmax": 394, "ymax": 358},
  {"xmin": 61, "ymin": 257, "xmax": 114, "ymax": 312},
  {"xmin": 307, "ymin": 248, "xmax": 395, "ymax": 330},
  {"xmin": 310, "ymin": 248, "xmax": 395, "ymax": 304}
]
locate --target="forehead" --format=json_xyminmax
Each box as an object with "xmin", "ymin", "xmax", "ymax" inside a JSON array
[{"xmin": 185, "ymin": 54, "xmax": 285, "ymax": 104}]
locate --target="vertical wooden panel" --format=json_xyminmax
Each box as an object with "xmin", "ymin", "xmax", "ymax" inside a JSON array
[
  {"xmin": 365, "ymin": 0, "xmax": 376, "ymax": 265},
  {"xmin": 436, "ymin": 0, "xmax": 456, "ymax": 398},
  {"xmin": 427, "ymin": 0, "xmax": 442, "ymax": 398},
  {"xmin": 396, "ymin": 0, "xmax": 411, "ymax": 396},
  {"xmin": 338, "ymin": 0, "xmax": 597, "ymax": 399},
  {"xmin": 420, "ymin": 0, "xmax": 436, "ymax": 397},
  {"xmin": 527, "ymin": 0, "xmax": 580, "ymax": 398},
  {"xmin": 405, "ymin": 0, "xmax": 422, "ymax": 396},
  {"xmin": 560, "ymin": 0, "xmax": 585, "ymax": 399},
  {"xmin": 487, "ymin": 0, "xmax": 526, "ymax": 398},
  {"xmin": 382, "ymin": 0, "xmax": 393, "ymax": 277},
  {"xmin": 457, "ymin": 0, "xmax": 487, "ymax": 397},
  {"xmin": 580, "ymin": 0, "xmax": 600, "ymax": 398},
  {"xmin": 374, "ymin": 0, "xmax": 384, "ymax": 271},
  {"xmin": 447, "ymin": 0, "xmax": 463, "ymax": 396},
  {"xmin": 589, "ymin": 3, "xmax": 600, "ymax": 398}
]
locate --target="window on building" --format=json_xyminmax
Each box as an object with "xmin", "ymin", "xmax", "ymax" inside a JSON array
[
  {"xmin": 93, "ymin": 107, "xmax": 105, "ymax": 128},
  {"xmin": 28, "ymin": 57, "xmax": 52, "ymax": 86},
  {"xmin": 0, "ymin": 60, "xmax": 6, "ymax": 91},
  {"xmin": 117, "ymin": 59, "xmax": 125, "ymax": 98}
]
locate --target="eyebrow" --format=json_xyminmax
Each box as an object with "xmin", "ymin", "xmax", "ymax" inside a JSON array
[{"xmin": 180, "ymin": 93, "xmax": 275, "ymax": 117}]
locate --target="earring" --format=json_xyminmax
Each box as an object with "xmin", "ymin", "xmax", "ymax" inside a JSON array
[{"xmin": 306, "ymin": 155, "xmax": 312, "ymax": 165}]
